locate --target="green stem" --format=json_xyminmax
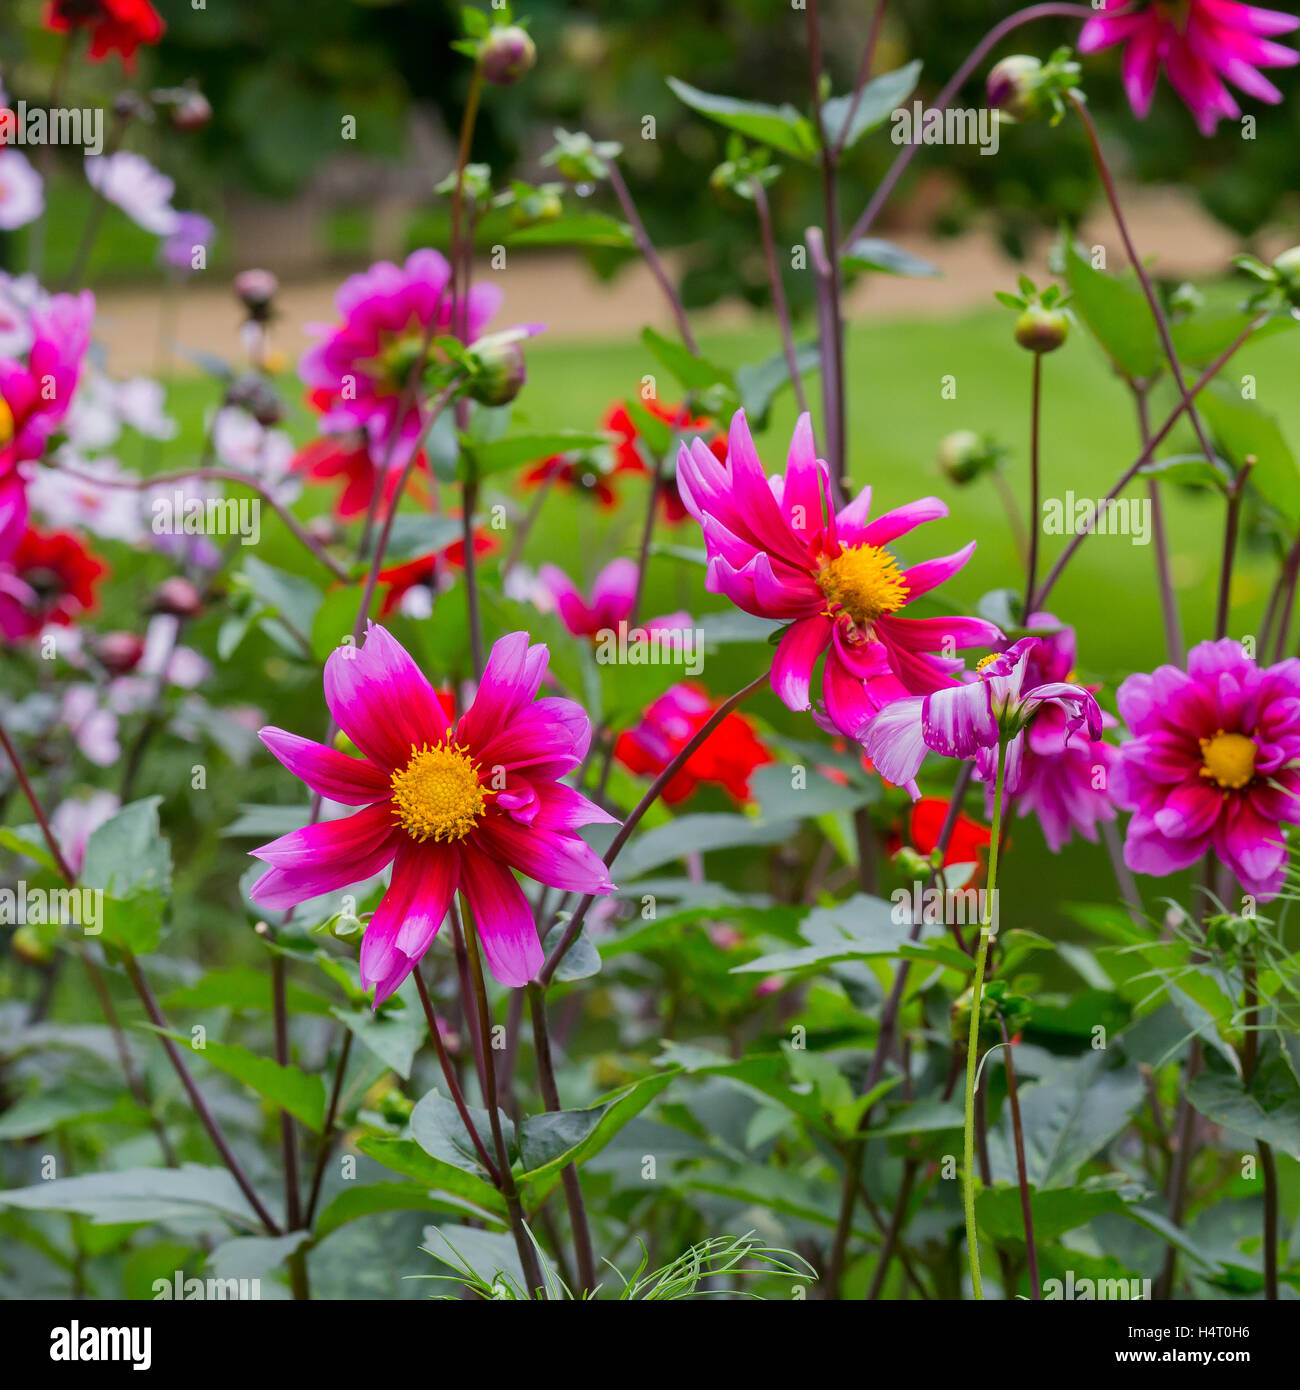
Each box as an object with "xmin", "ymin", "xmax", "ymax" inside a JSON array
[{"xmin": 963, "ymin": 737, "xmax": 1007, "ymax": 1300}]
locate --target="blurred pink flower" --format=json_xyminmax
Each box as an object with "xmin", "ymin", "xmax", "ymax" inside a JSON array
[
  {"xmin": 0, "ymin": 150, "xmax": 43, "ymax": 230},
  {"xmin": 299, "ymin": 249, "xmax": 502, "ymax": 469},
  {"xmin": 538, "ymin": 556, "xmax": 691, "ymax": 640},
  {"xmin": 1080, "ymin": 0, "xmax": 1299, "ymax": 135},
  {"xmin": 51, "ymin": 791, "xmax": 120, "ymax": 874},
  {"xmin": 84, "ymin": 152, "xmax": 178, "ymax": 235}
]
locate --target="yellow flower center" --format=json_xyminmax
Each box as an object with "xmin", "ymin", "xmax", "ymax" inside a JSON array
[
  {"xmin": 975, "ymin": 653, "xmax": 999, "ymax": 673},
  {"xmin": 0, "ymin": 397, "xmax": 12, "ymax": 447},
  {"xmin": 1198, "ymin": 730, "xmax": 1257, "ymax": 791},
  {"xmin": 817, "ymin": 544, "xmax": 909, "ymax": 626},
  {"xmin": 390, "ymin": 739, "xmax": 488, "ymax": 842}
]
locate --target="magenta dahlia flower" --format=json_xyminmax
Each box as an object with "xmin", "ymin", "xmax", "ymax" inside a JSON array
[
  {"xmin": 1113, "ymin": 638, "xmax": 1300, "ymax": 897},
  {"xmin": 249, "ymin": 624, "xmax": 617, "ymax": 1002},
  {"xmin": 677, "ymin": 409, "xmax": 1002, "ymax": 739},
  {"xmin": 862, "ymin": 636, "xmax": 1102, "ymax": 795},
  {"xmin": 982, "ymin": 616, "xmax": 1119, "ymax": 852},
  {"xmin": 0, "ymin": 290, "xmax": 94, "ymax": 472},
  {"xmin": 1080, "ymin": 0, "xmax": 1299, "ymax": 135},
  {"xmin": 299, "ymin": 250, "xmax": 503, "ymax": 468},
  {"xmin": 538, "ymin": 557, "xmax": 690, "ymax": 641}
]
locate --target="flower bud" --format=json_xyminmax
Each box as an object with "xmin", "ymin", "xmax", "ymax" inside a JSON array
[
  {"xmin": 12, "ymin": 925, "xmax": 54, "ymax": 965},
  {"xmin": 225, "ymin": 373, "xmax": 284, "ymax": 426},
  {"xmin": 152, "ymin": 575, "xmax": 204, "ymax": 620},
  {"xmin": 481, "ymin": 25, "xmax": 536, "ymax": 86},
  {"xmin": 172, "ymin": 91, "xmax": 213, "ymax": 132},
  {"xmin": 113, "ymin": 91, "xmax": 149, "ymax": 122},
  {"xmin": 377, "ymin": 1089, "xmax": 414, "ymax": 1125},
  {"xmin": 987, "ymin": 55, "xmax": 1043, "ymax": 122},
  {"xmin": 1014, "ymin": 305, "xmax": 1069, "ymax": 354},
  {"xmin": 233, "ymin": 269, "xmax": 279, "ymax": 322},
  {"xmin": 94, "ymin": 630, "xmax": 146, "ymax": 675},
  {"xmin": 465, "ymin": 334, "xmax": 528, "ymax": 406},
  {"xmin": 893, "ymin": 846, "xmax": 930, "ymax": 879},
  {"xmin": 937, "ymin": 430, "xmax": 995, "ymax": 485},
  {"xmin": 306, "ymin": 514, "xmax": 343, "ymax": 547}
]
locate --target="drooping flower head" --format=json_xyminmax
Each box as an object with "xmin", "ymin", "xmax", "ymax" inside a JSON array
[
  {"xmin": 1080, "ymin": 0, "xmax": 1299, "ymax": 135},
  {"xmin": 984, "ymin": 615, "xmax": 1119, "ymax": 852},
  {"xmin": 299, "ymin": 250, "xmax": 502, "ymax": 469},
  {"xmin": 250, "ymin": 625, "xmax": 617, "ymax": 1003},
  {"xmin": 0, "ymin": 526, "xmax": 107, "ymax": 641},
  {"xmin": 677, "ymin": 409, "xmax": 1002, "ymax": 739},
  {"xmin": 1113, "ymin": 638, "xmax": 1300, "ymax": 898},
  {"xmin": 615, "ymin": 681, "xmax": 773, "ymax": 806},
  {"xmin": 862, "ymin": 636, "xmax": 1103, "ymax": 796},
  {"xmin": 44, "ymin": 0, "xmax": 165, "ymax": 69}
]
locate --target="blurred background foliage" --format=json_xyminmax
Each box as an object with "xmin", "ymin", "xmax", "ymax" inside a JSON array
[{"xmin": 3, "ymin": 0, "xmax": 1299, "ymax": 296}]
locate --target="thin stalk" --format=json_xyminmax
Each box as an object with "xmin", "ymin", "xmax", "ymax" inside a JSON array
[
  {"xmin": 1000, "ymin": 1017, "xmax": 1039, "ymax": 1298},
  {"xmin": 304, "ymin": 1031, "xmax": 353, "ymax": 1226},
  {"xmin": 807, "ymin": 0, "xmax": 847, "ymax": 493},
  {"xmin": 1216, "ymin": 461, "xmax": 1253, "ymax": 640},
  {"xmin": 1259, "ymin": 1140, "xmax": 1280, "ymax": 1301},
  {"xmin": 1023, "ymin": 352, "xmax": 1042, "ymax": 619},
  {"xmin": 1155, "ymin": 1037, "xmax": 1202, "ymax": 1299},
  {"xmin": 270, "ymin": 954, "xmax": 303, "ymax": 1233},
  {"xmin": 830, "ymin": 0, "xmax": 890, "ymax": 161},
  {"xmin": 459, "ymin": 901, "xmax": 546, "ymax": 1298},
  {"xmin": 843, "ymin": 4, "xmax": 1096, "ymax": 249},
  {"xmin": 752, "ymin": 178, "xmax": 809, "ymax": 416},
  {"xmin": 1135, "ymin": 387, "xmax": 1184, "ymax": 663},
  {"xmin": 806, "ymin": 226, "xmax": 845, "ymax": 507},
  {"xmin": 527, "ymin": 982, "xmax": 597, "ymax": 1294},
  {"xmin": 991, "ymin": 471, "xmax": 1030, "ymax": 571},
  {"xmin": 964, "ymin": 737, "xmax": 1008, "ymax": 1300},
  {"xmin": 461, "ymin": 471, "xmax": 485, "ymax": 679},
  {"xmin": 865, "ymin": 1159, "xmax": 917, "ymax": 1300},
  {"xmin": 540, "ymin": 672, "xmax": 769, "ymax": 984},
  {"xmin": 1034, "ymin": 318, "xmax": 1264, "ymax": 608},
  {"xmin": 414, "ymin": 969, "xmax": 499, "ymax": 1182},
  {"xmin": 607, "ymin": 162, "xmax": 697, "ymax": 352},
  {"xmin": 502, "ymin": 469, "xmax": 556, "ymax": 577}
]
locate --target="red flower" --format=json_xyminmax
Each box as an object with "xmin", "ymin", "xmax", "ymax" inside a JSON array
[
  {"xmin": 377, "ymin": 524, "xmax": 497, "ymax": 616},
  {"xmin": 44, "ymin": 0, "xmax": 165, "ymax": 70},
  {"xmin": 0, "ymin": 527, "xmax": 107, "ymax": 640},
  {"xmin": 604, "ymin": 400, "xmax": 727, "ymax": 524},
  {"xmin": 906, "ymin": 796, "xmax": 992, "ymax": 868},
  {"xmin": 521, "ymin": 452, "xmax": 623, "ymax": 509},
  {"xmin": 616, "ymin": 682, "xmax": 772, "ymax": 806},
  {"xmin": 291, "ymin": 434, "xmax": 427, "ymax": 520}
]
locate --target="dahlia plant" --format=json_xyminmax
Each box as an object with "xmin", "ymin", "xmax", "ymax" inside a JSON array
[{"xmin": 1, "ymin": 0, "xmax": 1300, "ymax": 1334}]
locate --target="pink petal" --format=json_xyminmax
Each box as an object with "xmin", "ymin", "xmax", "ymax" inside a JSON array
[
  {"xmin": 858, "ymin": 497, "xmax": 948, "ymax": 549},
  {"xmin": 898, "ymin": 540, "xmax": 977, "ymax": 602},
  {"xmin": 360, "ymin": 839, "xmax": 459, "ymax": 1005},
  {"xmin": 772, "ymin": 615, "xmax": 832, "ymax": 711},
  {"xmin": 458, "ymin": 842, "xmax": 544, "ymax": 987},
  {"xmin": 259, "ymin": 727, "xmax": 393, "ymax": 805},
  {"xmin": 249, "ymin": 802, "xmax": 400, "ymax": 909}
]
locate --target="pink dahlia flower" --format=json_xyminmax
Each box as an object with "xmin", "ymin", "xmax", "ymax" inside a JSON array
[
  {"xmin": 538, "ymin": 557, "xmax": 691, "ymax": 640},
  {"xmin": 249, "ymin": 624, "xmax": 617, "ymax": 1002},
  {"xmin": 300, "ymin": 249, "xmax": 502, "ymax": 468},
  {"xmin": 1080, "ymin": 0, "xmax": 1299, "ymax": 135},
  {"xmin": 981, "ymin": 616, "xmax": 1119, "ymax": 852},
  {"xmin": 0, "ymin": 290, "xmax": 94, "ymax": 472},
  {"xmin": 1113, "ymin": 638, "xmax": 1300, "ymax": 897},
  {"xmin": 677, "ymin": 409, "xmax": 1002, "ymax": 739},
  {"xmin": 862, "ymin": 636, "xmax": 1103, "ymax": 795}
]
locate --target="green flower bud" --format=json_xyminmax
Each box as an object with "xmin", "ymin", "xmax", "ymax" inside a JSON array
[
  {"xmin": 1014, "ymin": 305, "xmax": 1069, "ymax": 353},
  {"xmin": 987, "ymin": 55, "xmax": 1044, "ymax": 123}
]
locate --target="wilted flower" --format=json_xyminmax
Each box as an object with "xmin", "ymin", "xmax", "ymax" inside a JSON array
[{"xmin": 250, "ymin": 625, "xmax": 617, "ymax": 1002}]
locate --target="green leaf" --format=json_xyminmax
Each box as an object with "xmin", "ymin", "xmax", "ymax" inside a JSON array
[
  {"xmin": 1199, "ymin": 387, "xmax": 1300, "ymax": 524},
  {"xmin": 666, "ymin": 77, "xmax": 817, "ymax": 161},
  {"xmin": 735, "ymin": 341, "xmax": 821, "ymax": 429},
  {"xmin": 1187, "ymin": 1042, "xmax": 1300, "ymax": 1160},
  {"xmin": 161, "ymin": 967, "xmax": 334, "ymax": 1017},
  {"xmin": 1063, "ymin": 240, "xmax": 1160, "ymax": 382},
  {"xmin": 0, "ymin": 824, "xmax": 59, "ymax": 874},
  {"xmin": 410, "ymin": 1088, "xmax": 514, "ymax": 1174},
  {"xmin": 207, "ymin": 1231, "xmax": 310, "ymax": 1280},
  {"xmin": 617, "ymin": 813, "xmax": 801, "ymax": 880},
  {"xmin": 842, "ymin": 237, "xmax": 940, "ymax": 279},
  {"xmin": 0, "ymin": 1081, "xmax": 146, "ymax": 1139},
  {"xmin": 149, "ymin": 1030, "xmax": 326, "ymax": 1133},
  {"xmin": 977, "ymin": 1180, "xmax": 1136, "ymax": 1243},
  {"xmin": 314, "ymin": 1182, "xmax": 483, "ymax": 1240},
  {"xmin": 462, "ymin": 430, "xmax": 609, "ymax": 482},
  {"xmin": 507, "ymin": 214, "xmax": 634, "ymax": 249},
  {"xmin": 541, "ymin": 924, "xmax": 601, "ymax": 982},
  {"xmin": 516, "ymin": 1072, "xmax": 677, "ymax": 1199},
  {"xmin": 81, "ymin": 798, "xmax": 173, "ymax": 954},
  {"xmin": 240, "ymin": 554, "xmax": 324, "ymax": 652},
  {"xmin": 0, "ymin": 1164, "xmax": 264, "ymax": 1231},
  {"xmin": 640, "ymin": 327, "xmax": 735, "ymax": 394},
  {"xmin": 821, "ymin": 61, "xmax": 922, "ymax": 150},
  {"xmin": 1169, "ymin": 309, "xmax": 1291, "ymax": 368},
  {"xmin": 356, "ymin": 1135, "xmax": 506, "ymax": 1214},
  {"xmin": 1139, "ymin": 452, "xmax": 1230, "ymax": 492},
  {"xmin": 331, "ymin": 1005, "xmax": 424, "ymax": 1080}
]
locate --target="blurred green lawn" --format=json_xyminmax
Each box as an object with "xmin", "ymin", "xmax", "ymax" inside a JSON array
[{"xmin": 119, "ymin": 298, "xmax": 1297, "ymax": 938}]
